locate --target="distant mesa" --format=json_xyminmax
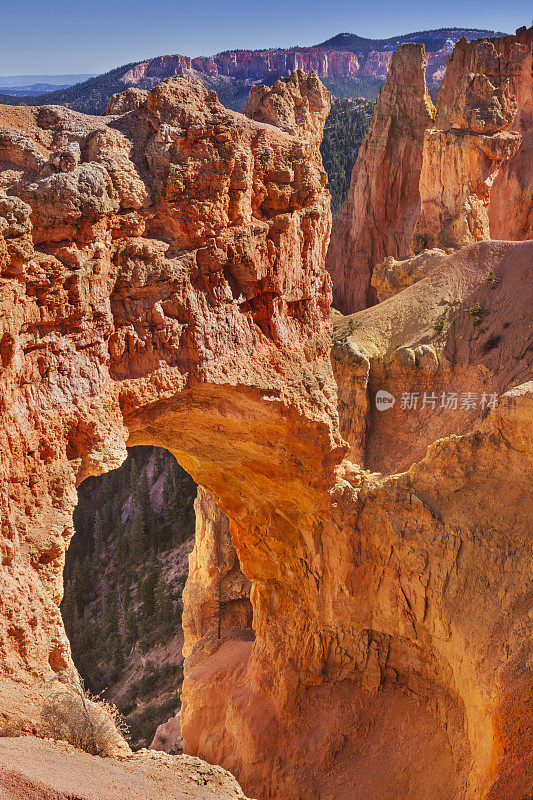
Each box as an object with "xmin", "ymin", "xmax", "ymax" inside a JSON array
[{"xmin": 0, "ymin": 28, "xmax": 506, "ymax": 114}]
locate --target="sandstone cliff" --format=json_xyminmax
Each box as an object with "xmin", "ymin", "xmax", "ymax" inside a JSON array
[
  {"xmin": 0, "ymin": 57, "xmax": 532, "ymax": 800},
  {"xmin": 0, "ymin": 67, "xmax": 340, "ymax": 751},
  {"xmin": 326, "ymin": 43, "xmax": 435, "ymax": 313},
  {"xmin": 182, "ymin": 486, "xmax": 252, "ymax": 658},
  {"xmin": 488, "ymin": 25, "xmax": 533, "ymax": 240},
  {"xmin": 120, "ymin": 41, "xmax": 453, "ymax": 93}
]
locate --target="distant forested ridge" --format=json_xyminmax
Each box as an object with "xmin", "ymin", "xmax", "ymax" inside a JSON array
[{"xmin": 0, "ymin": 28, "xmax": 504, "ymax": 114}]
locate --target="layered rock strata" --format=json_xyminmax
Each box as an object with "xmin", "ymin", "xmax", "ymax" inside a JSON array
[
  {"xmin": 0, "ymin": 61, "xmax": 531, "ymax": 800},
  {"xmin": 326, "ymin": 43, "xmax": 435, "ymax": 313},
  {"xmin": 120, "ymin": 40, "xmax": 458, "ymax": 92}
]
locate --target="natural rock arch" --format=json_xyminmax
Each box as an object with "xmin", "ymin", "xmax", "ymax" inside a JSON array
[
  {"xmin": 0, "ymin": 65, "xmax": 531, "ymax": 800},
  {"xmin": 0, "ymin": 68, "xmax": 344, "ymax": 732}
]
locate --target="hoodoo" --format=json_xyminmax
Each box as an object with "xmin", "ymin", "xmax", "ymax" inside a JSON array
[
  {"xmin": 326, "ymin": 43, "xmax": 435, "ymax": 313},
  {"xmin": 413, "ymin": 28, "xmax": 532, "ymax": 250}
]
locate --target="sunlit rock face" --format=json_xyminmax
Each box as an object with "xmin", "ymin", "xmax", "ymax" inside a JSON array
[
  {"xmin": 327, "ymin": 28, "xmax": 532, "ymax": 317},
  {"xmin": 182, "ymin": 486, "xmax": 252, "ymax": 658},
  {"xmin": 0, "ymin": 69, "xmax": 341, "ymax": 735},
  {"xmin": 0, "ymin": 54, "xmax": 532, "ymax": 800},
  {"xmin": 413, "ymin": 27, "xmax": 532, "ymax": 250},
  {"xmin": 489, "ymin": 26, "xmax": 533, "ymax": 240},
  {"xmin": 326, "ymin": 43, "xmax": 435, "ymax": 314}
]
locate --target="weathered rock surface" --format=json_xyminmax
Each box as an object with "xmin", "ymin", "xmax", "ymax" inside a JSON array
[
  {"xmin": 326, "ymin": 43, "xmax": 435, "ymax": 313},
  {"xmin": 0, "ymin": 58, "xmax": 532, "ymax": 800},
  {"xmin": 370, "ymin": 246, "xmax": 451, "ymax": 302},
  {"xmin": 333, "ymin": 239, "xmax": 533, "ymax": 472},
  {"xmin": 182, "ymin": 487, "xmax": 252, "ymax": 657},
  {"xmin": 413, "ymin": 27, "xmax": 532, "ymax": 250},
  {"xmin": 244, "ymin": 70, "xmax": 328, "ymax": 151},
  {"xmin": 181, "ymin": 374, "xmax": 533, "ymax": 800},
  {"xmin": 0, "ymin": 69, "xmax": 338, "ymax": 737}
]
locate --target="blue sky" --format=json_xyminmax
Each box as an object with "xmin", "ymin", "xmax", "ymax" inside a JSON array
[{"xmin": 0, "ymin": 0, "xmax": 528, "ymax": 75}]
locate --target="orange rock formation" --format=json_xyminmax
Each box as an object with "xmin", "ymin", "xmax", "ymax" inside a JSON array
[
  {"xmin": 413, "ymin": 28, "xmax": 532, "ymax": 250},
  {"xmin": 326, "ymin": 43, "xmax": 435, "ymax": 313},
  {"xmin": 0, "ymin": 68, "xmax": 337, "ymax": 736},
  {"xmin": 328, "ymin": 28, "xmax": 532, "ymax": 314},
  {"xmin": 489, "ymin": 26, "xmax": 533, "ymax": 240},
  {"xmin": 182, "ymin": 487, "xmax": 252, "ymax": 657},
  {"xmin": 0, "ymin": 47, "xmax": 532, "ymax": 800}
]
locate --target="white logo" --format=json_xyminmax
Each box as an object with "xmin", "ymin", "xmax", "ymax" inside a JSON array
[{"xmin": 375, "ymin": 390, "xmax": 396, "ymax": 411}]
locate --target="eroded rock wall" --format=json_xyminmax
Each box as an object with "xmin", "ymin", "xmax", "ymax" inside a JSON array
[
  {"xmin": 413, "ymin": 27, "xmax": 532, "ymax": 250},
  {"xmin": 0, "ymin": 70, "xmax": 341, "ymax": 732},
  {"xmin": 489, "ymin": 26, "xmax": 533, "ymax": 240},
  {"xmin": 182, "ymin": 487, "xmax": 252, "ymax": 657},
  {"xmin": 326, "ymin": 43, "xmax": 435, "ymax": 313},
  {"xmin": 181, "ymin": 373, "xmax": 533, "ymax": 800}
]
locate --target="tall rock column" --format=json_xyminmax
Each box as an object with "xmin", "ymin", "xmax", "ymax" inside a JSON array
[
  {"xmin": 412, "ymin": 29, "xmax": 530, "ymax": 250},
  {"xmin": 489, "ymin": 26, "xmax": 533, "ymax": 240},
  {"xmin": 326, "ymin": 43, "xmax": 435, "ymax": 314}
]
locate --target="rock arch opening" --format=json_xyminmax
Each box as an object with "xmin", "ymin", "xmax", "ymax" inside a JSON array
[{"xmin": 62, "ymin": 445, "xmax": 253, "ymax": 750}]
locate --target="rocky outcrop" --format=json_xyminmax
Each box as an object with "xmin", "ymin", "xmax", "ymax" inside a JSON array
[
  {"xmin": 370, "ymin": 247, "xmax": 451, "ymax": 302},
  {"xmin": 413, "ymin": 27, "xmax": 532, "ymax": 250},
  {"xmin": 0, "ymin": 69, "xmax": 337, "ymax": 736},
  {"xmin": 244, "ymin": 70, "xmax": 329, "ymax": 151},
  {"xmin": 333, "ymin": 239, "xmax": 533, "ymax": 472},
  {"xmin": 106, "ymin": 87, "xmax": 149, "ymax": 115},
  {"xmin": 0, "ymin": 56, "xmax": 532, "ymax": 800},
  {"xmin": 326, "ymin": 43, "xmax": 435, "ymax": 312},
  {"xmin": 122, "ymin": 49, "xmax": 362, "ymax": 85}
]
